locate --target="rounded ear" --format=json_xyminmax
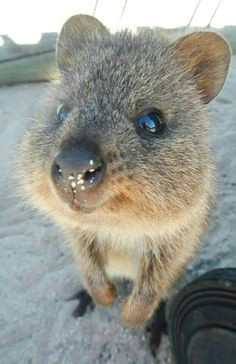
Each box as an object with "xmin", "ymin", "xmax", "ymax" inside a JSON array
[
  {"xmin": 174, "ymin": 32, "xmax": 231, "ymax": 103},
  {"xmin": 56, "ymin": 14, "xmax": 109, "ymax": 72}
]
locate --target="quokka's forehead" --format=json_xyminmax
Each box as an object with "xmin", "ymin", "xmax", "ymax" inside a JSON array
[
  {"xmin": 67, "ymin": 31, "xmax": 173, "ymax": 83},
  {"xmin": 63, "ymin": 39, "xmax": 179, "ymax": 108}
]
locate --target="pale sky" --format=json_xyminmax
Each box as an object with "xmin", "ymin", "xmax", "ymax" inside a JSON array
[{"xmin": 0, "ymin": 0, "xmax": 235, "ymax": 44}]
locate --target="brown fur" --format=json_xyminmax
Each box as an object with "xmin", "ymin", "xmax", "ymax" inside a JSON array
[{"xmin": 16, "ymin": 15, "xmax": 231, "ymax": 328}]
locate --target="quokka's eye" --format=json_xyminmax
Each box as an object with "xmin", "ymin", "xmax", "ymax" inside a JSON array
[
  {"xmin": 57, "ymin": 104, "xmax": 71, "ymax": 122},
  {"xmin": 136, "ymin": 109, "xmax": 165, "ymax": 136}
]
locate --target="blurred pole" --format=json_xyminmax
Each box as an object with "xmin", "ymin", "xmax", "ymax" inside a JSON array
[
  {"xmin": 187, "ymin": 0, "xmax": 202, "ymax": 27},
  {"xmin": 93, "ymin": 0, "xmax": 99, "ymax": 16},
  {"xmin": 120, "ymin": 0, "xmax": 128, "ymax": 19},
  {"xmin": 207, "ymin": 0, "xmax": 223, "ymax": 27}
]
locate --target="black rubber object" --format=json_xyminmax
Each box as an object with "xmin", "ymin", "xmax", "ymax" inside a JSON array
[{"xmin": 168, "ymin": 268, "xmax": 236, "ymax": 364}]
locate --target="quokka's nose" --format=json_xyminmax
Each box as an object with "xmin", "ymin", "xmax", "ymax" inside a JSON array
[{"xmin": 51, "ymin": 140, "xmax": 106, "ymax": 192}]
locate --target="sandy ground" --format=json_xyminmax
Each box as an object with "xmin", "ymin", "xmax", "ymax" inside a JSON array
[{"xmin": 0, "ymin": 56, "xmax": 236, "ymax": 364}]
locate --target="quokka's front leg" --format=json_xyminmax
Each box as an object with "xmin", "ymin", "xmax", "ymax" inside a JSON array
[
  {"xmin": 73, "ymin": 238, "xmax": 118, "ymax": 307},
  {"xmin": 121, "ymin": 254, "xmax": 161, "ymax": 328},
  {"xmin": 121, "ymin": 237, "xmax": 199, "ymax": 328}
]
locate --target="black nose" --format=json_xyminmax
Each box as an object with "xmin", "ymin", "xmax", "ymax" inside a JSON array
[{"xmin": 51, "ymin": 140, "xmax": 106, "ymax": 192}]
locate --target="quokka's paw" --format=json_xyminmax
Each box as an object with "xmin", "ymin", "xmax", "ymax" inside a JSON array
[
  {"xmin": 89, "ymin": 282, "xmax": 118, "ymax": 307},
  {"xmin": 67, "ymin": 289, "xmax": 95, "ymax": 318},
  {"xmin": 121, "ymin": 297, "xmax": 158, "ymax": 329}
]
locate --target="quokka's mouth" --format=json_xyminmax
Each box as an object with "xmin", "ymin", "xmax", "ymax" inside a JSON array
[
  {"xmin": 69, "ymin": 198, "xmax": 98, "ymax": 214},
  {"xmin": 52, "ymin": 178, "xmax": 109, "ymax": 214}
]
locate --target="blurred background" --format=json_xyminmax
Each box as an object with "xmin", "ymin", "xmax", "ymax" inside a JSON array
[{"xmin": 0, "ymin": 0, "xmax": 235, "ymax": 84}]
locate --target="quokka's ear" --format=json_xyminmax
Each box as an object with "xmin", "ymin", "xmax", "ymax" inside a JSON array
[
  {"xmin": 56, "ymin": 14, "xmax": 109, "ymax": 72},
  {"xmin": 174, "ymin": 32, "xmax": 231, "ymax": 103}
]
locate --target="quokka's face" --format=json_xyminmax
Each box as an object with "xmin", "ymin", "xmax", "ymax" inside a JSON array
[{"xmin": 18, "ymin": 15, "xmax": 230, "ymax": 230}]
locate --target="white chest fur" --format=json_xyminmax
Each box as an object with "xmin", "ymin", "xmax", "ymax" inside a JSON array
[
  {"xmin": 105, "ymin": 250, "xmax": 141, "ymax": 280},
  {"xmin": 96, "ymin": 229, "xmax": 144, "ymax": 281}
]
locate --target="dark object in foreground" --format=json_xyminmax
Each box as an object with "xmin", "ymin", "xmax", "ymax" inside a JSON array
[{"xmin": 168, "ymin": 268, "xmax": 236, "ymax": 364}]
